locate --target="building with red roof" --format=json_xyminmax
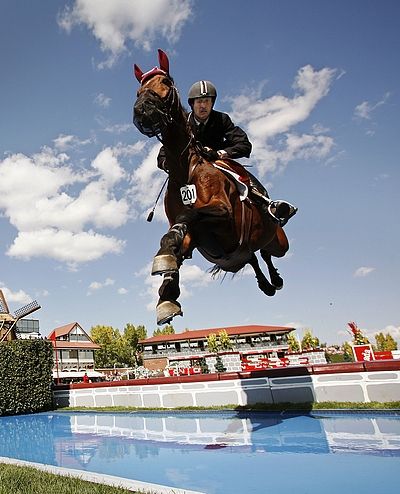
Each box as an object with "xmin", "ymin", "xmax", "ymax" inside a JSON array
[
  {"xmin": 139, "ymin": 324, "xmax": 296, "ymax": 372},
  {"xmin": 48, "ymin": 322, "xmax": 101, "ymax": 378}
]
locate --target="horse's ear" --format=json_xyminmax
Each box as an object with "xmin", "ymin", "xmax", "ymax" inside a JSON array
[
  {"xmin": 158, "ymin": 49, "xmax": 170, "ymax": 75},
  {"xmin": 134, "ymin": 64, "xmax": 143, "ymax": 82}
]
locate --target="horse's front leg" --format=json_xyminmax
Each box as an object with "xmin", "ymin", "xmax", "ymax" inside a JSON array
[
  {"xmin": 152, "ymin": 222, "xmax": 188, "ymax": 275},
  {"xmin": 156, "ymin": 271, "xmax": 183, "ymax": 325},
  {"xmin": 152, "ymin": 220, "xmax": 192, "ymax": 325}
]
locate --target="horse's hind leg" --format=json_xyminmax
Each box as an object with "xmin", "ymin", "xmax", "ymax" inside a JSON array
[
  {"xmin": 249, "ymin": 253, "xmax": 276, "ymax": 297},
  {"xmin": 260, "ymin": 226, "xmax": 289, "ymax": 290},
  {"xmin": 156, "ymin": 271, "xmax": 183, "ymax": 325},
  {"xmin": 260, "ymin": 250, "xmax": 283, "ymax": 290}
]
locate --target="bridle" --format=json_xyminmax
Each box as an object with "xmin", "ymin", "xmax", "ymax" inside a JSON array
[
  {"xmin": 133, "ymin": 78, "xmax": 181, "ymax": 140},
  {"xmin": 133, "ymin": 74, "xmax": 202, "ymax": 181}
]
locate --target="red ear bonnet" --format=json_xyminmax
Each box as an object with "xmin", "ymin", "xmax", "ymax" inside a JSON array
[
  {"xmin": 133, "ymin": 49, "xmax": 170, "ymax": 84},
  {"xmin": 158, "ymin": 49, "xmax": 170, "ymax": 74},
  {"xmin": 134, "ymin": 64, "xmax": 144, "ymax": 83}
]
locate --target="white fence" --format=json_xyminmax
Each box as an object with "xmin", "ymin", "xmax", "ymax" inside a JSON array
[{"xmin": 53, "ymin": 362, "xmax": 400, "ymax": 409}]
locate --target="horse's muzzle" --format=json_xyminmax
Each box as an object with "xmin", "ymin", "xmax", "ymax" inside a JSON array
[{"xmin": 133, "ymin": 93, "xmax": 166, "ymax": 137}]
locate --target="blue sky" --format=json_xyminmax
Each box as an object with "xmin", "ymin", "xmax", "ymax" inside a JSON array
[{"xmin": 1, "ymin": 0, "xmax": 399, "ymax": 345}]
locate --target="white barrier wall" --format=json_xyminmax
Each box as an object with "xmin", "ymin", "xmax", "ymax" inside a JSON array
[{"xmin": 53, "ymin": 363, "xmax": 400, "ymax": 409}]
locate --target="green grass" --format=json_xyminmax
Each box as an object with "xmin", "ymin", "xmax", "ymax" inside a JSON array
[
  {"xmin": 0, "ymin": 464, "xmax": 141, "ymax": 494},
  {"xmin": 59, "ymin": 401, "xmax": 400, "ymax": 413}
]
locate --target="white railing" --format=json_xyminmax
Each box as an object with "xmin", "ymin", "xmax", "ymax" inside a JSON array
[{"xmin": 142, "ymin": 342, "xmax": 289, "ymax": 359}]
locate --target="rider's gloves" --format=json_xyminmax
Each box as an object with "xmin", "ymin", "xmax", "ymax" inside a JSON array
[
  {"xmin": 202, "ymin": 147, "xmax": 219, "ymax": 162},
  {"xmin": 157, "ymin": 158, "xmax": 169, "ymax": 172}
]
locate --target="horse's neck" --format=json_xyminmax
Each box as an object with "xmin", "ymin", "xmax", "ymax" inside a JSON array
[{"xmin": 162, "ymin": 114, "xmax": 194, "ymax": 184}]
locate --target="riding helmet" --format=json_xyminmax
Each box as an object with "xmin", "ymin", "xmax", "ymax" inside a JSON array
[{"xmin": 188, "ymin": 80, "xmax": 217, "ymax": 106}]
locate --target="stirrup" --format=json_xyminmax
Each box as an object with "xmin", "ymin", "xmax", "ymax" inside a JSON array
[{"xmin": 268, "ymin": 200, "xmax": 298, "ymax": 227}]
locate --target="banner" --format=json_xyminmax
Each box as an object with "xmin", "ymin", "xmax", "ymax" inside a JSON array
[{"xmin": 352, "ymin": 344, "xmax": 375, "ymax": 362}]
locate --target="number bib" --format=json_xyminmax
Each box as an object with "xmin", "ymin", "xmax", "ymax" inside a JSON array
[{"xmin": 180, "ymin": 184, "xmax": 197, "ymax": 205}]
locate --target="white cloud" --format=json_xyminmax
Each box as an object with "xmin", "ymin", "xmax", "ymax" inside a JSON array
[
  {"xmin": 354, "ymin": 266, "xmax": 375, "ymax": 277},
  {"xmin": 312, "ymin": 123, "xmax": 330, "ymax": 135},
  {"xmin": 0, "ymin": 145, "xmax": 129, "ymax": 265},
  {"xmin": 102, "ymin": 123, "xmax": 132, "ymax": 134},
  {"xmin": 91, "ymin": 147, "xmax": 127, "ymax": 186},
  {"xmin": 118, "ymin": 287, "xmax": 128, "ymax": 295},
  {"xmin": 8, "ymin": 229, "xmax": 124, "ymax": 265},
  {"xmin": 53, "ymin": 134, "xmax": 92, "ymax": 151},
  {"xmin": 354, "ymin": 92, "xmax": 390, "ymax": 120},
  {"xmin": 87, "ymin": 277, "xmax": 115, "ymax": 294},
  {"xmin": 137, "ymin": 261, "xmax": 212, "ymax": 312},
  {"xmin": 37, "ymin": 289, "xmax": 50, "ymax": 298},
  {"xmin": 378, "ymin": 325, "xmax": 400, "ymax": 340},
  {"xmin": 94, "ymin": 92, "xmax": 111, "ymax": 108},
  {"xmin": 58, "ymin": 0, "xmax": 193, "ymax": 68},
  {"xmin": 354, "ymin": 101, "xmax": 371, "ymax": 120},
  {"xmin": 229, "ymin": 65, "xmax": 336, "ymax": 176},
  {"xmin": 130, "ymin": 142, "xmax": 167, "ymax": 221},
  {"xmin": 361, "ymin": 324, "xmax": 400, "ymax": 345},
  {"xmin": 0, "ymin": 284, "xmax": 32, "ymax": 306}
]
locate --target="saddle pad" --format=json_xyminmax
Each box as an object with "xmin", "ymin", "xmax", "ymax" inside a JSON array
[{"xmin": 212, "ymin": 162, "xmax": 249, "ymax": 201}]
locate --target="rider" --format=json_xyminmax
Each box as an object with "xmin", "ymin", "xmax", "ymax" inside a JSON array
[{"xmin": 157, "ymin": 80, "xmax": 297, "ymax": 227}]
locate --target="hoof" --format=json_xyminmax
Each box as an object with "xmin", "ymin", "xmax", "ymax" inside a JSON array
[
  {"xmin": 151, "ymin": 254, "xmax": 178, "ymax": 276},
  {"xmin": 157, "ymin": 300, "xmax": 183, "ymax": 325}
]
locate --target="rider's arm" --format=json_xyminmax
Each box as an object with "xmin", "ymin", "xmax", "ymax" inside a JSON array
[{"xmin": 219, "ymin": 113, "xmax": 252, "ymax": 159}]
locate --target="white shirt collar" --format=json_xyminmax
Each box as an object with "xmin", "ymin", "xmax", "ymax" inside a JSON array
[{"xmin": 194, "ymin": 116, "xmax": 209, "ymax": 126}]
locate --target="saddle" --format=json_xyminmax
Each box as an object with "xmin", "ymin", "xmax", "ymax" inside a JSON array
[
  {"xmin": 211, "ymin": 158, "xmax": 251, "ymax": 201},
  {"xmin": 215, "ymin": 158, "xmax": 251, "ymax": 185}
]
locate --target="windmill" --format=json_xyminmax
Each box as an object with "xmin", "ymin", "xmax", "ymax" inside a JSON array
[{"xmin": 0, "ymin": 289, "xmax": 41, "ymax": 342}]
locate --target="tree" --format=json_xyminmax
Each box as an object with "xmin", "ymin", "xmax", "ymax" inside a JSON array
[
  {"xmin": 347, "ymin": 321, "xmax": 369, "ymax": 345},
  {"xmin": 153, "ymin": 324, "xmax": 175, "ymax": 336},
  {"xmin": 206, "ymin": 330, "xmax": 233, "ymax": 373},
  {"xmin": 342, "ymin": 341, "xmax": 354, "ymax": 362},
  {"xmin": 287, "ymin": 333, "xmax": 300, "ymax": 352},
  {"xmin": 199, "ymin": 357, "xmax": 209, "ymax": 374},
  {"xmin": 206, "ymin": 330, "xmax": 232, "ymax": 353},
  {"xmin": 214, "ymin": 355, "xmax": 226, "ymax": 373},
  {"xmin": 120, "ymin": 324, "xmax": 147, "ymax": 366},
  {"xmin": 301, "ymin": 329, "xmax": 320, "ymax": 351},
  {"xmin": 375, "ymin": 332, "xmax": 397, "ymax": 351},
  {"xmin": 90, "ymin": 325, "xmax": 123, "ymax": 368},
  {"xmin": 206, "ymin": 333, "xmax": 219, "ymax": 354},
  {"xmin": 218, "ymin": 329, "xmax": 233, "ymax": 351}
]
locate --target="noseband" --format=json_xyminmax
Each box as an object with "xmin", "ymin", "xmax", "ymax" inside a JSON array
[{"xmin": 133, "ymin": 81, "xmax": 180, "ymax": 138}]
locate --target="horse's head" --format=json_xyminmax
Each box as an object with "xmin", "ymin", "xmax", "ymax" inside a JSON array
[{"xmin": 133, "ymin": 49, "xmax": 179, "ymax": 138}]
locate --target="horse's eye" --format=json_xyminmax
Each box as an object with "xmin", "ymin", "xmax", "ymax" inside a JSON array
[{"xmin": 163, "ymin": 78, "xmax": 172, "ymax": 86}]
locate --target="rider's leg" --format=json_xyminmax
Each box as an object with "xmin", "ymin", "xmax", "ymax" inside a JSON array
[{"xmin": 246, "ymin": 171, "xmax": 298, "ymax": 227}]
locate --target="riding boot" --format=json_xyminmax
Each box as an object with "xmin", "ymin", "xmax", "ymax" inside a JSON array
[{"xmin": 247, "ymin": 173, "xmax": 298, "ymax": 227}]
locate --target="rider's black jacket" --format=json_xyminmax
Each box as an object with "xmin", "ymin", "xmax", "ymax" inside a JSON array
[{"xmin": 157, "ymin": 109, "xmax": 252, "ymax": 170}]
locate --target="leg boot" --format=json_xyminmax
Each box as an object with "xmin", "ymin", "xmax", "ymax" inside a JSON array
[{"xmin": 249, "ymin": 182, "xmax": 297, "ymax": 227}]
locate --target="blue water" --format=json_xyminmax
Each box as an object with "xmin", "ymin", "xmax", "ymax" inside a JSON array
[{"xmin": 0, "ymin": 411, "xmax": 399, "ymax": 493}]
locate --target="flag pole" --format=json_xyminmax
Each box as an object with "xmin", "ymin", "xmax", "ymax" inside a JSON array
[{"xmin": 51, "ymin": 332, "xmax": 60, "ymax": 385}]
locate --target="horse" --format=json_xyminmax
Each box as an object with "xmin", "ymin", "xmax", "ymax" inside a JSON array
[{"xmin": 133, "ymin": 49, "xmax": 291, "ymax": 325}]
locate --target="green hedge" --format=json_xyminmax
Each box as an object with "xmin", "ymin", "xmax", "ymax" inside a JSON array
[{"xmin": 0, "ymin": 339, "xmax": 54, "ymax": 416}]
